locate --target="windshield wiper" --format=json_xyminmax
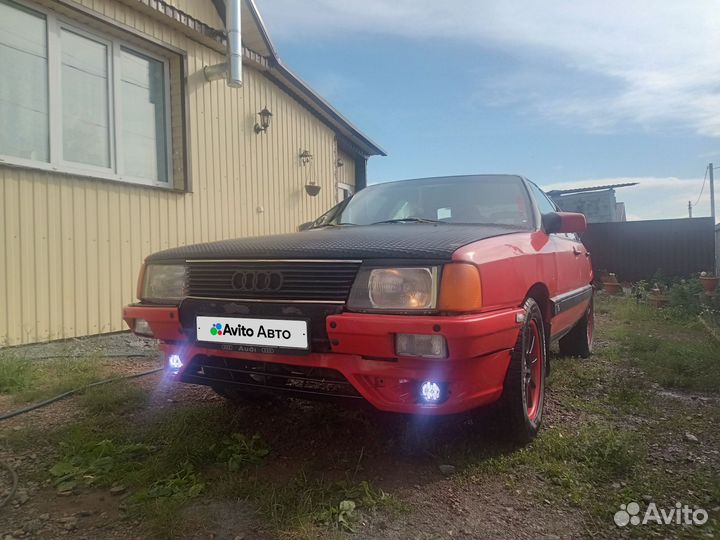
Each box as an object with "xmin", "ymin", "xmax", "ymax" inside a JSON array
[
  {"xmin": 370, "ymin": 217, "xmax": 445, "ymax": 225},
  {"xmin": 315, "ymin": 222, "xmax": 357, "ymax": 228}
]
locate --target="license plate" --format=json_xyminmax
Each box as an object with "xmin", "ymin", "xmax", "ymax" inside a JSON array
[{"xmin": 196, "ymin": 316, "xmax": 309, "ymax": 350}]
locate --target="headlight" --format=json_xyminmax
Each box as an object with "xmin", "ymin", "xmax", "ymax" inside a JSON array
[
  {"xmin": 347, "ymin": 267, "xmax": 438, "ymax": 311},
  {"xmin": 140, "ymin": 263, "xmax": 187, "ymax": 303}
]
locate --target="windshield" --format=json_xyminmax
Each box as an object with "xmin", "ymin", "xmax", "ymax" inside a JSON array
[{"xmin": 324, "ymin": 175, "xmax": 533, "ymax": 228}]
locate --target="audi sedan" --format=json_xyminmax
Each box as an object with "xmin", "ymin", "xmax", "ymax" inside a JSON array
[{"xmin": 124, "ymin": 174, "xmax": 593, "ymax": 441}]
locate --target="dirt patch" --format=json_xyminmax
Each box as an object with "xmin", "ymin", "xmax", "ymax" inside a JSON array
[
  {"xmin": 358, "ymin": 477, "xmax": 582, "ymax": 539},
  {"xmin": 180, "ymin": 500, "xmax": 267, "ymax": 539},
  {"xmin": 2, "ymin": 489, "xmax": 130, "ymax": 540}
]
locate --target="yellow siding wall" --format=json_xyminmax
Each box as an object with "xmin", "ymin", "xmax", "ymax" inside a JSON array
[
  {"xmin": 164, "ymin": 0, "xmax": 224, "ymax": 28},
  {"xmin": 0, "ymin": 0, "xmax": 341, "ymax": 345}
]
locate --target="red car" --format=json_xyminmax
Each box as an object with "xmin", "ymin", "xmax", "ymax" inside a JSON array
[{"xmin": 124, "ymin": 174, "xmax": 593, "ymax": 441}]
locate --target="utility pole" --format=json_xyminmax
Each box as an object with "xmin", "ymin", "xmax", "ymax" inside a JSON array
[
  {"xmin": 711, "ymin": 164, "xmax": 718, "ymax": 277},
  {"xmin": 688, "ymin": 201, "xmax": 693, "ymax": 218},
  {"xmin": 710, "ymin": 163, "xmax": 716, "ymax": 225}
]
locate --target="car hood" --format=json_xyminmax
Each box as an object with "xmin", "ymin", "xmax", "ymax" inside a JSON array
[{"xmin": 145, "ymin": 223, "xmax": 523, "ymax": 262}]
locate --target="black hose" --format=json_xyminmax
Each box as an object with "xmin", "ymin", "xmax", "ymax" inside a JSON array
[
  {"xmin": 0, "ymin": 367, "xmax": 163, "ymax": 422},
  {"xmin": 16, "ymin": 353, "xmax": 156, "ymax": 361},
  {"xmin": 0, "ymin": 366, "xmax": 164, "ymax": 509}
]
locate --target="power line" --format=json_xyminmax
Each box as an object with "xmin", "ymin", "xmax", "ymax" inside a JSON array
[{"xmin": 692, "ymin": 165, "xmax": 709, "ymax": 207}]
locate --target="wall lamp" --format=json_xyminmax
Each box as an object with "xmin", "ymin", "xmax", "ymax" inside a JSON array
[
  {"xmin": 299, "ymin": 149, "xmax": 313, "ymax": 165},
  {"xmin": 254, "ymin": 106, "xmax": 272, "ymax": 134}
]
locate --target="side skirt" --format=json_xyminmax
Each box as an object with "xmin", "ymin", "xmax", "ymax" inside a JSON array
[{"xmin": 548, "ymin": 284, "xmax": 593, "ymax": 342}]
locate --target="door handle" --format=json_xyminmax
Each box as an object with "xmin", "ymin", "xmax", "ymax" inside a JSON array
[{"xmin": 573, "ymin": 247, "xmax": 582, "ymax": 256}]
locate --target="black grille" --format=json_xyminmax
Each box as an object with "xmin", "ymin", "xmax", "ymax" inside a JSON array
[
  {"xmin": 182, "ymin": 355, "xmax": 362, "ymax": 400},
  {"xmin": 187, "ymin": 261, "xmax": 361, "ymax": 302}
]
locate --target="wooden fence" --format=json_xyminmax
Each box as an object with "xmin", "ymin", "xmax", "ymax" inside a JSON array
[{"xmin": 581, "ymin": 217, "xmax": 715, "ymax": 282}]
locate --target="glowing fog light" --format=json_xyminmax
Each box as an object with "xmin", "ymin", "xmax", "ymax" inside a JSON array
[
  {"xmin": 396, "ymin": 333, "xmax": 447, "ymax": 359},
  {"xmin": 420, "ymin": 381, "xmax": 442, "ymax": 402},
  {"xmin": 168, "ymin": 354, "xmax": 183, "ymax": 372},
  {"xmin": 133, "ymin": 318, "xmax": 153, "ymax": 337}
]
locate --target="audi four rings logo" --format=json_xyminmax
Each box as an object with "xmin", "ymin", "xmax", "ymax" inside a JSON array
[{"xmin": 231, "ymin": 270, "xmax": 284, "ymax": 292}]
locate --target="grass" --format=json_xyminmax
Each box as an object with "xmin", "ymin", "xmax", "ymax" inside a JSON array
[
  {"xmin": 463, "ymin": 421, "xmax": 644, "ymax": 496},
  {"xmin": 0, "ymin": 351, "xmax": 105, "ymax": 403},
  {"xmin": 236, "ymin": 473, "xmax": 399, "ymax": 536},
  {"xmin": 603, "ymin": 298, "xmax": 720, "ymax": 392},
  {"xmin": 2, "ymin": 293, "xmax": 718, "ymax": 538},
  {"xmin": 0, "ymin": 353, "xmax": 34, "ymax": 393},
  {"xmin": 24, "ymin": 393, "xmax": 399, "ymax": 537},
  {"xmin": 453, "ymin": 294, "xmax": 720, "ymax": 538},
  {"xmin": 38, "ymin": 402, "xmax": 246, "ymax": 535},
  {"xmin": 80, "ymin": 381, "xmax": 149, "ymax": 415}
]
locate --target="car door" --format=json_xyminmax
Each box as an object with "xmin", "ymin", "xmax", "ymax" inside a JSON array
[{"xmin": 526, "ymin": 182, "xmax": 587, "ymax": 335}]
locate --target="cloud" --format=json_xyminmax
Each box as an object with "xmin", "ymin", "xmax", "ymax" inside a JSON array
[
  {"xmin": 256, "ymin": 0, "xmax": 720, "ymax": 136},
  {"xmin": 540, "ymin": 176, "xmax": 712, "ymax": 221}
]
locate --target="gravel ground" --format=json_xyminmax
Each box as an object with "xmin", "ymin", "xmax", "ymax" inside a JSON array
[{"xmin": 5, "ymin": 332, "xmax": 158, "ymax": 361}]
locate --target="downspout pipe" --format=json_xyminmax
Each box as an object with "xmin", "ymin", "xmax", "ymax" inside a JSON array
[
  {"xmin": 226, "ymin": 0, "xmax": 242, "ymax": 87},
  {"xmin": 203, "ymin": 0, "xmax": 242, "ymax": 87}
]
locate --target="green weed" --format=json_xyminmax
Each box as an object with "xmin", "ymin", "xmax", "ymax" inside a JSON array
[
  {"xmin": 129, "ymin": 464, "xmax": 206, "ymax": 538},
  {"xmin": 49, "ymin": 438, "xmax": 153, "ymax": 492},
  {"xmin": 242, "ymin": 473, "xmax": 397, "ymax": 535},
  {"xmin": 0, "ymin": 353, "xmax": 34, "ymax": 393},
  {"xmin": 216, "ymin": 433, "xmax": 270, "ymax": 471}
]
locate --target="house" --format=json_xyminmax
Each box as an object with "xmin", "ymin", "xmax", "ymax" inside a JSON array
[
  {"xmin": 0, "ymin": 0, "xmax": 384, "ymax": 345},
  {"xmin": 547, "ymin": 182, "xmax": 637, "ymax": 223}
]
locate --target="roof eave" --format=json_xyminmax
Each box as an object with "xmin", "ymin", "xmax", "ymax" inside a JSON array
[{"xmin": 270, "ymin": 59, "xmax": 386, "ymax": 157}]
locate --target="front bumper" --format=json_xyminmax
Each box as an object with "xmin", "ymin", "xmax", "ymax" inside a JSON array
[{"xmin": 123, "ymin": 305, "xmax": 523, "ymax": 415}]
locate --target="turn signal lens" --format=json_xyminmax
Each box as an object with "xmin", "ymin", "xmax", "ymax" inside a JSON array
[
  {"xmin": 133, "ymin": 318, "xmax": 154, "ymax": 337},
  {"xmin": 438, "ymin": 263, "xmax": 482, "ymax": 312},
  {"xmin": 396, "ymin": 333, "xmax": 448, "ymax": 358}
]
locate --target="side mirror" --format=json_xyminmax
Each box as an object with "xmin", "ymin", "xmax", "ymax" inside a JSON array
[
  {"xmin": 298, "ymin": 221, "xmax": 314, "ymax": 231},
  {"xmin": 542, "ymin": 211, "xmax": 587, "ymax": 234}
]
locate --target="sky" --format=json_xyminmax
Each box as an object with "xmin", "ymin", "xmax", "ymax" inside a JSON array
[{"xmin": 255, "ymin": 0, "xmax": 719, "ymax": 222}]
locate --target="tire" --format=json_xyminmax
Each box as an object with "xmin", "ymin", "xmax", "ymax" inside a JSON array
[
  {"xmin": 497, "ymin": 297, "xmax": 547, "ymax": 443},
  {"xmin": 558, "ymin": 296, "xmax": 594, "ymax": 358}
]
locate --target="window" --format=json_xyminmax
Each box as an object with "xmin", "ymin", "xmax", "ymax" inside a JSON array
[
  {"xmin": 330, "ymin": 175, "xmax": 533, "ymax": 228},
  {"xmin": 528, "ymin": 182, "xmax": 558, "ymax": 215},
  {"xmin": 336, "ymin": 182, "xmax": 354, "ymax": 203},
  {"xmin": 0, "ymin": 0, "xmax": 175, "ymax": 187},
  {"xmin": 0, "ymin": 0, "xmax": 48, "ymax": 162},
  {"xmin": 61, "ymin": 29, "xmax": 110, "ymax": 168},
  {"xmin": 120, "ymin": 49, "xmax": 168, "ymax": 183}
]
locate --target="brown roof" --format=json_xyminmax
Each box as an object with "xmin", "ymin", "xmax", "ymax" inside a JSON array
[{"xmin": 547, "ymin": 182, "xmax": 638, "ymax": 196}]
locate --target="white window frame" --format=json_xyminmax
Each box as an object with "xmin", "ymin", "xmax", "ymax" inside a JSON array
[
  {"xmin": 336, "ymin": 181, "xmax": 354, "ymax": 203},
  {"xmin": 0, "ymin": 0, "xmax": 174, "ymax": 189}
]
